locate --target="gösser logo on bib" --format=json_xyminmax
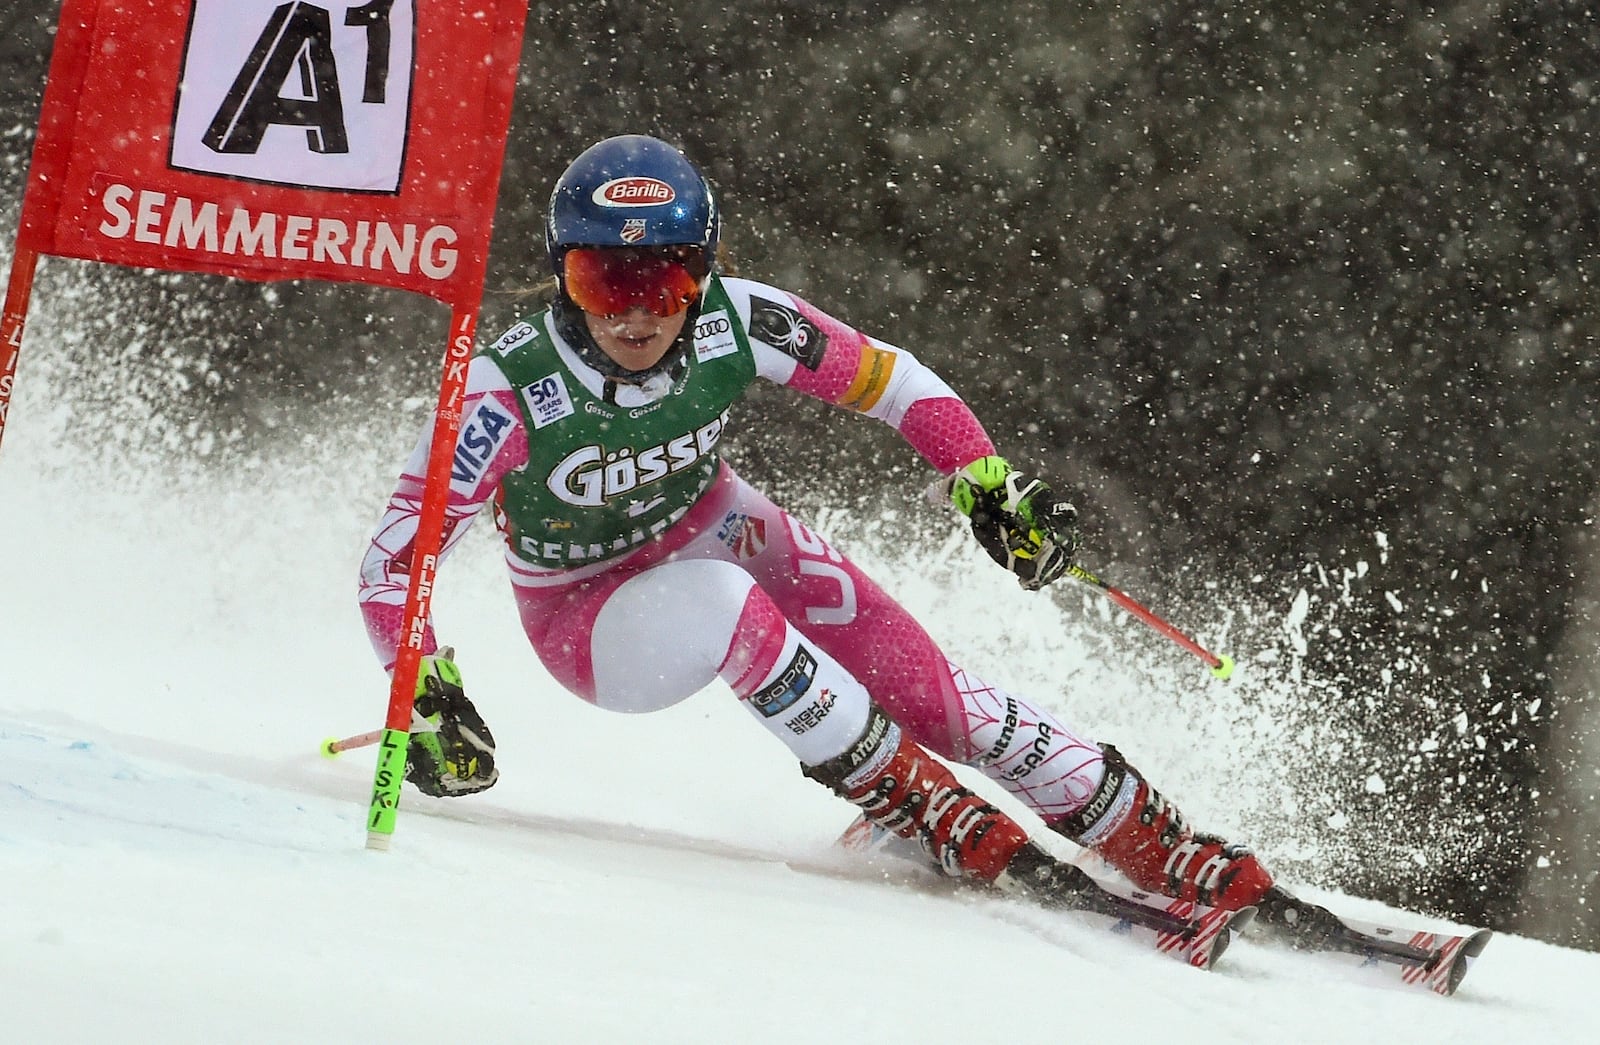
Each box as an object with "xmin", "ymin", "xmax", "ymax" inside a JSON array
[{"xmin": 592, "ymin": 178, "xmax": 677, "ymax": 207}]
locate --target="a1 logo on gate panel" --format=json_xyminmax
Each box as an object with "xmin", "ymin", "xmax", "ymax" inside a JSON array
[{"xmin": 169, "ymin": 0, "xmax": 416, "ymax": 194}]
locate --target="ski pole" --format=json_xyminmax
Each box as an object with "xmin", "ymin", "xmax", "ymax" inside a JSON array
[
  {"xmin": 330, "ymin": 645, "xmax": 456, "ymax": 759},
  {"xmin": 1065, "ymin": 563, "xmax": 1235, "ymax": 679},
  {"xmin": 321, "ymin": 729, "xmax": 383, "ymax": 758}
]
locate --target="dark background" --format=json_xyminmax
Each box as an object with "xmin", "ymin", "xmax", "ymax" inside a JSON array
[{"xmin": 3, "ymin": 1, "xmax": 1597, "ymax": 946}]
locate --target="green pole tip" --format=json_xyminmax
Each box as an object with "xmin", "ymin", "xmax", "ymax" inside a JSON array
[
  {"xmin": 320, "ymin": 737, "xmax": 341, "ymax": 759},
  {"xmin": 1210, "ymin": 653, "xmax": 1236, "ymax": 681}
]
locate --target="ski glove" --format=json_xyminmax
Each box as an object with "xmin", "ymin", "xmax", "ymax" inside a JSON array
[
  {"xmin": 943, "ymin": 456, "xmax": 1079, "ymax": 591},
  {"xmin": 405, "ymin": 647, "xmax": 499, "ymax": 797}
]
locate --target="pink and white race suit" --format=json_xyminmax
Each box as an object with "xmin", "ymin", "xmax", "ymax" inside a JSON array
[{"xmin": 360, "ymin": 275, "xmax": 1107, "ymax": 821}]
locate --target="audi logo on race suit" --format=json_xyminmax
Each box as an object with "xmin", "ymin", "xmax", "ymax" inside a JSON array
[{"xmin": 693, "ymin": 308, "xmax": 738, "ymax": 362}]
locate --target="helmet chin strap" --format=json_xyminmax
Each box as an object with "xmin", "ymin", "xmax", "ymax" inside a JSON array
[{"xmin": 552, "ymin": 294, "xmax": 698, "ymax": 401}]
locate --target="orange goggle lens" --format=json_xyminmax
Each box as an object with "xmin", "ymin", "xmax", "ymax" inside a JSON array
[{"xmin": 562, "ymin": 247, "xmax": 702, "ymax": 318}]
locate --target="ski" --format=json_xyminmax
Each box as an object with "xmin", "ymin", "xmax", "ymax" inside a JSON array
[
  {"xmin": 1250, "ymin": 887, "xmax": 1493, "ymax": 996},
  {"xmin": 1012, "ymin": 866, "xmax": 1255, "ymax": 971},
  {"xmin": 838, "ymin": 815, "xmax": 1251, "ymax": 970},
  {"xmin": 835, "ymin": 813, "xmax": 1494, "ymax": 988}
]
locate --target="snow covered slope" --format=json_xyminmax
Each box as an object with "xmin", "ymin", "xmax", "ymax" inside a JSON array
[{"xmin": 1, "ymin": 351, "xmax": 1593, "ymax": 1043}]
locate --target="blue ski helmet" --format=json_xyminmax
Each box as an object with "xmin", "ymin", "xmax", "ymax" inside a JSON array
[{"xmin": 546, "ymin": 135, "xmax": 720, "ymax": 281}]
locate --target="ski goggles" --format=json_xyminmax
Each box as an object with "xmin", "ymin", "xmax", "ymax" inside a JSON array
[{"xmin": 562, "ymin": 246, "xmax": 704, "ymax": 318}]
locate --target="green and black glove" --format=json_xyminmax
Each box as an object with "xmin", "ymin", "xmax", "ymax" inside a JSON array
[
  {"xmin": 943, "ymin": 455, "xmax": 1079, "ymax": 591},
  {"xmin": 406, "ymin": 647, "xmax": 499, "ymax": 797}
]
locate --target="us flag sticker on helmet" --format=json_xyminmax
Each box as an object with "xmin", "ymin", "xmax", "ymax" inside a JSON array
[
  {"xmin": 592, "ymin": 177, "xmax": 677, "ymax": 207},
  {"xmin": 620, "ymin": 218, "xmax": 647, "ymax": 243}
]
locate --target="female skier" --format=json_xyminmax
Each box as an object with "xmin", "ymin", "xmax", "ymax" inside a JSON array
[{"xmin": 359, "ymin": 134, "xmax": 1275, "ymax": 913}]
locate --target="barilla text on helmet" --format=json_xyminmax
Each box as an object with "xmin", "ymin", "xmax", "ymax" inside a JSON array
[{"xmin": 592, "ymin": 178, "xmax": 677, "ymax": 207}]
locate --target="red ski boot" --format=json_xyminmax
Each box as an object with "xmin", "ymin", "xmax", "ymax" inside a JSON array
[
  {"xmin": 805, "ymin": 706, "xmax": 1030, "ymax": 882},
  {"xmin": 1053, "ymin": 745, "xmax": 1273, "ymax": 911}
]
